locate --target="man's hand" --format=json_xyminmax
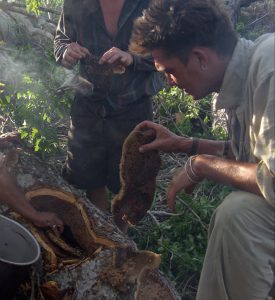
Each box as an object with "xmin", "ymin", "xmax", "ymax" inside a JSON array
[
  {"xmin": 99, "ymin": 47, "xmax": 133, "ymax": 67},
  {"xmin": 134, "ymin": 121, "xmax": 184, "ymax": 153},
  {"xmin": 61, "ymin": 42, "xmax": 90, "ymax": 68},
  {"xmin": 166, "ymin": 164, "xmax": 200, "ymax": 212},
  {"xmin": 32, "ymin": 211, "xmax": 64, "ymax": 235}
]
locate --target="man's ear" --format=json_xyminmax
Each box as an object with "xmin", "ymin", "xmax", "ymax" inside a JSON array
[{"xmin": 191, "ymin": 47, "xmax": 209, "ymax": 71}]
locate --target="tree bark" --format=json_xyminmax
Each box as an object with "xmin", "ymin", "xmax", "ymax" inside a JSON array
[{"xmin": 0, "ymin": 134, "xmax": 180, "ymax": 300}]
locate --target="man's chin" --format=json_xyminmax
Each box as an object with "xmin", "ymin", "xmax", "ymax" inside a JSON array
[{"xmin": 182, "ymin": 88, "xmax": 208, "ymax": 100}]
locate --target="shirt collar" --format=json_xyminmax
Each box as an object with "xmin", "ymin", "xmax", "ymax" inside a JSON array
[{"xmin": 216, "ymin": 38, "xmax": 254, "ymax": 110}]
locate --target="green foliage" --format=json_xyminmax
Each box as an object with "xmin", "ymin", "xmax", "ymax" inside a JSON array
[
  {"xmin": 0, "ymin": 45, "xmax": 72, "ymax": 157},
  {"xmin": 24, "ymin": 0, "xmax": 64, "ymax": 13},
  {"xmin": 237, "ymin": 21, "xmax": 267, "ymax": 40},
  {"xmin": 154, "ymin": 87, "xmax": 228, "ymax": 139},
  {"xmin": 25, "ymin": 0, "xmax": 42, "ymax": 14}
]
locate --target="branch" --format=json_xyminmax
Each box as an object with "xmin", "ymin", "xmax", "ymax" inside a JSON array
[{"xmin": 245, "ymin": 10, "xmax": 275, "ymax": 27}]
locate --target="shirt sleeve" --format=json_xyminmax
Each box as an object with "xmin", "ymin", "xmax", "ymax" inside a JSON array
[
  {"xmin": 54, "ymin": 0, "xmax": 76, "ymax": 63},
  {"xmin": 254, "ymin": 73, "xmax": 275, "ymax": 207}
]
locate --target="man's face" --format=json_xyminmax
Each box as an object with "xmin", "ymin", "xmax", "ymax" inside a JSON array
[{"xmin": 152, "ymin": 48, "xmax": 214, "ymax": 100}]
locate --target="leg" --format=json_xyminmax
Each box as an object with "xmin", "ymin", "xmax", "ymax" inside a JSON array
[
  {"xmin": 196, "ymin": 191, "xmax": 275, "ymax": 300},
  {"xmin": 63, "ymin": 99, "xmax": 109, "ymax": 213},
  {"xmin": 87, "ymin": 186, "xmax": 109, "ymax": 213}
]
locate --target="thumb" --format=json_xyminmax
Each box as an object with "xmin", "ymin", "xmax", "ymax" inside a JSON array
[{"xmin": 139, "ymin": 141, "xmax": 157, "ymax": 153}]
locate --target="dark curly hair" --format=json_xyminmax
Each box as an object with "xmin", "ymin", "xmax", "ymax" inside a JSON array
[{"xmin": 129, "ymin": 0, "xmax": 238, "ymax": 63}]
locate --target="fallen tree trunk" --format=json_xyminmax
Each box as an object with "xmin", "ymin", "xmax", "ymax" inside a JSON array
[{"xmin": 0, "ymin": 134, "xmax": 180, "ymax": 300}]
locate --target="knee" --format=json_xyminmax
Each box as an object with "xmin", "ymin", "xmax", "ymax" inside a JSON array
[{"xmin": 212, "ymin": 191, "xmax": 263, "ymax": 231}]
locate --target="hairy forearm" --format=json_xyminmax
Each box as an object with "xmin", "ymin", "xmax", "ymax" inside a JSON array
[
  {"xmin": 176, "ymin": 137, "xmax": 234, "ymax": 158},
  {"xmin": 193, "ymin": 155, "xmax": 262, "ymax": 196}
]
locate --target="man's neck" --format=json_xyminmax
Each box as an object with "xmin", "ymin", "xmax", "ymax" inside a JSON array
[{"xmin": 213, "ymin": 55, "xmax": 232, "ymax": 93}]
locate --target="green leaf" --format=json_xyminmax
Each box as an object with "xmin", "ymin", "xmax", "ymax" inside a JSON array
[{"xmin": 31, "ymin": 127, "xmax": 38, "ymax": 138}]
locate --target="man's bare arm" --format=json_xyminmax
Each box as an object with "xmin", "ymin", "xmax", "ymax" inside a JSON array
[
  {"xmin": 193, "ymin": 155, "xmax": 261, "ymax": 196},
  {"xmin": 0, "ymin": 166, "xmax": 63, "ymax": 233}
]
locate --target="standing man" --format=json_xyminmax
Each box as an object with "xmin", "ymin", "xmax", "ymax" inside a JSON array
[
  {"xmin": 54, "ymin": 0, "xmax": 163, "ymax": 212},
  {"xmin": 130, "ymin": 0, "xmax": 275, "ymax": 299}
]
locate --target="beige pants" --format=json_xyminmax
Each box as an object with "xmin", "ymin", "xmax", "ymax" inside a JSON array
[{"xmin": 196, "ymin": 191, "xmax": 275, "ymax": 300}]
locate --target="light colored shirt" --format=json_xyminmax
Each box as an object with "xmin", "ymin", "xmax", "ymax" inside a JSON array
[{"xmin": 216, "ymin": 33, "xmax": 275, "ymax": 207}]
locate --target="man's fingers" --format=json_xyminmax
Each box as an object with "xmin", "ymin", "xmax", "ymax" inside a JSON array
[
  {"xmin": 100, "ymin": 51, "xmax": 120, "ymax": 64},
  {"xmin": 134, "ymin": 120, "xmax": 155, "ymax": 131},
  {"xmin": 69, "ymin": 43, "xmax": 90, "ymax": 57},
  {"xmin": 79, "ymin": 46, "xmax": 90, "ymax": 56},
  {"xmin": 63, "ymin": 43, "xmax": 90, "ymax": 67},
  {"xmin": 139, "ymin": 140, "xmax": 160, "ymax": 152},
  {"xmin": 166, "ymin": 185, "xmax": 177, "ymax": 212},
  {"xmin": 166, "ymin": 168, "xmax": 187, "ymax": 212},
  {"xmin": 140, "ymin": 128, "xmax": 156, "ymax": 139},
  {"xmin": 52, "ymin": 223, "xmax": 64, "ymax": 236},
  {"xmin": 63, "ymin": 54, "xmax": 77, "ymax": 65},
  {"xmin": 99, "ymin": 49, "xmax": 113, "ymax": 64},
  {"xmin": 106, "ymin": 53, "xmax": 120, "ymax": 64},
  {"xmin": 66, "ymin": 48, "xmax": 83, "ymax": 60},
  {"xmin": 99, "ymin": 47, "xmax": 132, "ymax": 66}
]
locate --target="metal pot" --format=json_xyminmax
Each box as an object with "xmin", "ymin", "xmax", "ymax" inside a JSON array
[{"xmin": 0, "ymin": 215, "xmax": 40, "ymax": 299}]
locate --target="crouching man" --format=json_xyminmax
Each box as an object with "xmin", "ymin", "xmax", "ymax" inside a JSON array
[{"xmin": 130, "ymin": 0, "xmax": 275, "ymax": 299}]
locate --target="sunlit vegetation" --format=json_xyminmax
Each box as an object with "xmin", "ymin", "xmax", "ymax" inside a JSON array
[{"xmin": 0, "ymin": 0, "xmax": 273, "ymax": 298}]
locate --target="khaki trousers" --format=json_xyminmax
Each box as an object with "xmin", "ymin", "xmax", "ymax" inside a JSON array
[{"xmin": 196, "ymin": 191, "xmax": 275, "ymax": 300}]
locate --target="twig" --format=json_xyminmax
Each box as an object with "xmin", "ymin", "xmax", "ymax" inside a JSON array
[
  {"xmin": 30, "ymin": 266, "xmax": 36, "ymax": 300},
  {"xmin": 181, "ymin": 274, "xmax": 196, "ymax": 294},
  {"xmin": 147, "ymin": 210, "xmax": 160, "ymax": 226},
  {"xmin": 0, "ymin": 46, "xmax": 17, "ymax": 52},
  {"xmin": 245, "ymin": 10, "xmax": 274, "ymax": 27},
  {"xmin": 176, "ymin": 197, "xmax": 208, "ymax": 231},
  {"xmin": 148, "ymin": 210, "xmax": 182, "ymax": 217},
  {"xmin": 157, "ymin": 184, "xmax": 208, "ymax": 231},
  {"xmin": 169, "ymin": 251, "xmax": 174, "ymax": 271}
]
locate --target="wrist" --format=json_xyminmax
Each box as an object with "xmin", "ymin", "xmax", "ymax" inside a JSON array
[
  {"xmin": 188, "ymin": 137, "xmax": 199, "ymax": 156},
  {"xmin": 176, "ymin": 137, "xmax": 196, "ymax": 154},
  {"xmin": 185, "ymin": 155, "xmax": 203, "ymax": 182}
]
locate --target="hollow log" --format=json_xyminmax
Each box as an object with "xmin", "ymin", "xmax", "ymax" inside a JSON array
[{"xmin": 0, "ymin": 134, "xmax": 180, "ymax": 299}]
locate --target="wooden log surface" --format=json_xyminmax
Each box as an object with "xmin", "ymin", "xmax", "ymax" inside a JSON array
[{"xmin": 0, "ymin": 134, "xmax": 180, "ymax": 299}]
